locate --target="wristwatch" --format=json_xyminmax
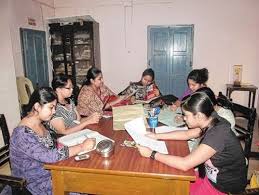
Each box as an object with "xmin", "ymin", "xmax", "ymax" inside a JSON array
[{"xmin": 150, "ymin": 150, "xmax": 157, "ymax": 160}]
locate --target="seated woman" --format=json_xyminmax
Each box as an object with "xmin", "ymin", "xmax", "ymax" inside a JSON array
[
  {"xmin": 197, "ymin": 87, "xmax": 236, "ymax": 133},
  {"xmin": 186, "ymin": 87, "xmax": 237, "ymax": 151},
  {"xmin": 119, "ymin": 68, "xmax": 160, "ymax": 102},
  {"xmin": 50, "ymin": 74, "xmax": 101, "ymax": 135},
  {"xmin": 77, "ymin": 67, "xmax": 128, "ymax": 116},
  {"xmin": 171, "ymin": 68, "xmax": 208, "ymax": 110},
  {"xmin": 9, "ymin": 87, "xmax": 95, "ymax": 195},
  {"xmin": 137, "ymin": 92, "xmax": 247, "ymax": 195}
]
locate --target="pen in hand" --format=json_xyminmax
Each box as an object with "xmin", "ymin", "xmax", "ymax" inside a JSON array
[{"xmin": 102, "ymin": 95, "xmax": 111, "ymax": 110}]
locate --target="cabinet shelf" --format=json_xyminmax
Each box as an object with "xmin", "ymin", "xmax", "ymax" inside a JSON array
[
  {"xmin": 49, "ymin": 20, "xmax": 100, "ymax": 87},
  {"xmin": 75, "ymin": 59, "xmax": 91, "ymax": 62}
]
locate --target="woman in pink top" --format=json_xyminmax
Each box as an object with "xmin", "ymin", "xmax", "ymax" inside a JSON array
[{"xmin": 172, "ymin": 68, "xmax": 209, "ymax": 110}]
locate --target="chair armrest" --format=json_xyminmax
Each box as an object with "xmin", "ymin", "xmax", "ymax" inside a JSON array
[{"xmin": 0, "ymin": 174, "xmax": 27, "ymax": 189}]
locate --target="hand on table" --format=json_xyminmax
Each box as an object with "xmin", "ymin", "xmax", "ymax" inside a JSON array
[{"xmin": 136, "ymin": 144, "xmax": 152, "ymax": 158}]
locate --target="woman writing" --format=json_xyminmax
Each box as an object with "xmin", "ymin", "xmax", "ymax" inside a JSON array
[
  {"xmin": 9, "ymin": 87, "xmax": 95, "ymax": 195},
  {"xmin": 77, "ymin": 67, "xmax": 129, "ymax": 116},
  {"xmin": 137, "ymin": 92, "xmax": 246, "ymax": 194},
  {"xmin": 171, "ymin": 68, "xmax": 208, "ymax": 110},
  {"xmin": 50, "ymin": 74, "xmax": 101, "ymax": 135}
]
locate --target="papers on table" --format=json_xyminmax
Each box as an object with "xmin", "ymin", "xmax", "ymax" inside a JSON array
[
  {"xmin": 58, "ymin": 129, "xmax": 114, "ymax": 155},
  {"xmin": 124, "ymin": 118, "xmax": 168, "ymax": 154},
  {"xmin": 112, "ymin": 104, "xmax": 148, "ymax": 130},
  {"xmin": 158, "ymin": 107, "xmax": 185, "ymax": 127},
  {"xmin": 155, "ymin": 125, "xmax": 188, "ymax": 134}
]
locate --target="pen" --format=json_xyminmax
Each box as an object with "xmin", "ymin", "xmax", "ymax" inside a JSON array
[{"xmin": 102, "ymin": 95, "xmax": 111, "ymax": 110}]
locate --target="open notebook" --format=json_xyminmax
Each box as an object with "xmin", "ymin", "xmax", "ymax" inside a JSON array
[{"xmin": 58, "ymin": 129, "xmax": 114, "ymax": 155}]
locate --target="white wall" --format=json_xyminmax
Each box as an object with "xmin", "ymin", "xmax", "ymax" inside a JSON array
[
  {"xmin": 9, "ymin": 0, "xmax": 54, "ymax": 77},
  {"xmin": 0, "ymin": 0, "xmax": 21, "ymax": 146},
  {"xmin": 54, "ymin": 0, "xmax": 259, "ymax": 106},
  {"xmin": 0, "ymin": 0, "xmax": 54, "ymax": 146}
]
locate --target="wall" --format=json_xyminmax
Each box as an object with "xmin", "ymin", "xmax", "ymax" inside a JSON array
[
  {"xmin": 9, "ymin": 0, "xmax": 55, "ymax": 77},
  {"xmin": 54, "ymin": 0, "xmax": 259, "ymax": 106},
  {"xmin": 0, "ymin": 0, "xmax": 21, "ymax": 147},
  {"xmin": 0, "ymin": 0, "xmax": 54, "ymax": 147}
]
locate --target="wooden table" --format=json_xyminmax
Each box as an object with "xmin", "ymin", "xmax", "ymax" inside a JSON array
[
  {"xmin": 45, "ymin": 118, "xmax": 195, "ymax": 195},
  {"xmin": 226, "ymin": 84, "xmax": 258, "ymax": 108}
]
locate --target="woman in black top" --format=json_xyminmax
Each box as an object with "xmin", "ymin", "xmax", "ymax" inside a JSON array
[{"xmin": 137, "ymin": 92, "xmax": 246, "ymax": 194}]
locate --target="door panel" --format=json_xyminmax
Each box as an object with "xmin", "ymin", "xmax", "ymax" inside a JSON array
[
  {"xmin": 148, "ymin": 25, "xmax": 193, "ymax": 98},
  {"xmin": 20, "ymin": 29, "xmax": 49, "ymax": 88},
  {"xmin": 150, "ymin": 28, "xmax": 169, "ymax": 95}
]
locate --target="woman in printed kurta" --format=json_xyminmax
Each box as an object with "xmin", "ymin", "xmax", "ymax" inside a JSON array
[
  {"xmin": 50, "ymin": 74, "xmax": 101, "ymax": 135},
  {"xmin": 77, "ymin": 67, "xmax": 128, "ymax": 116},
  {"xmin": 9, "ymin": 87, "xmax": 96, "ymax": 195},
  {"xmin": 119, "ymin": 68, "xmax": 160, "ymax": 101}
]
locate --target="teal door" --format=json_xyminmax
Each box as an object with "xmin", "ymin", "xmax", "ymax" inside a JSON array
[
  {"xmin": 148, "ymin": 25, "xmax": 193, "ymax": 98},
  {"xmin": 20, "ymin": 28, "xmax": 49, "ymax": 88}
]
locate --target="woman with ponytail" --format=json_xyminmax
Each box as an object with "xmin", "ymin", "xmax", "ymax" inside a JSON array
[
  {"xmin": 50, "ymin": 74, "xmax": 101, "ymax": 135},
  {"xmin": 171, "ymin": 68, "xmax": 209, "ymax": 111},
  {"xmin": 9, "ymin": 87, "xmax": 95, "ymax": 195},
  {"xmin": 137, "ymin": 92, "xmax": 246, "ymax": 194}
]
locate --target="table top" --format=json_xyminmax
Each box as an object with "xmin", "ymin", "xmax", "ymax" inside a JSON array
[
  {"xmin": 45, "ymin": 118, "xmax": 195, "ymax": 181},
  {"xmin": 226, "ymin": 84, "xmax": 258, "ymax": 90}
]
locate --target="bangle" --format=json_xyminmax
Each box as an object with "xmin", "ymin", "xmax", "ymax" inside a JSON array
[{"xmin": 150, "ymin": 150, "xmax": 157, "ymax": 160}]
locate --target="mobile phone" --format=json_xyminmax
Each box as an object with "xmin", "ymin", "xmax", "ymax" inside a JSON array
[{"xmin": 74, "ymin": 154, "xmax": 90, "ymax": 161}]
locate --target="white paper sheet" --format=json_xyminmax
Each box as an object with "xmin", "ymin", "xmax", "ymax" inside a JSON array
[
  {"xmin": 124, "ymin": 118, "xmax": 168, "ymax": 154},
  {"xmin": 58, "ymin": 129, "xmax": 114, "ymax": 155},
  {"xmin": 155, "ymin": 125, "xmax": 188, "ymax": 134}
]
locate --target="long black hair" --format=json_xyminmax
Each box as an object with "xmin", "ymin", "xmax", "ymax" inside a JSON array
[
  {"xmin": 182, "ymin": 92, "xmax": 218, "ymax": 178},
  {"xmin": 195, "ymin": 87, "xmax": 217, "ymax": 106},
  {"xmin": 82, "ymin": 67, "xmax": 102, "ymax": 86},
  {"xmin": 182, "ymin": 92, "xmax": 214, "ymax": 118},
  {"xmin": 187, "ymin": 68, "xmax": 208, "ymax": 85},
  {"xmin": 52, "ymin": 74, "xmax": 71, "ymax": 91},
  {"xmin": 23, "ymin": 87, "xmax": 57, "ymax": 117}
]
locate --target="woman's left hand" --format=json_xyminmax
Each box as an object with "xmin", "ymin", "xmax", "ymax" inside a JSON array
[
  {"xmin": 153, "ymin": 88, "xmax": 160, "ymax": 96},
  {"xmin": 136, "ymin": 144, "xmax": 152, "ymax": 158}
]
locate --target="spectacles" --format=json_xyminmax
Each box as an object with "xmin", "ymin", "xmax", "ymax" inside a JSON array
[{"xmin": 64, "ymin": 87, "xmax": 73, "ymax": 90}]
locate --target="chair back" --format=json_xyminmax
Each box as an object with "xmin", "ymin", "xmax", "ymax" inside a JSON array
[
  {"xmin": 0, "ymin": 114, "xmax": 31, "ymax": 195},
  {"xmin": 217, "ymin": 91, "xmax": 233, "ymax": 110},
  {"xmin": 232, "ymin": 103, "xmax": 257, "ymax": 157},
  {"xmin": 16, "ymin": 76, "xmax": 34, "ymax": 105},
  {"xmin": 0, "ymin": 114, "xmax": 10, "ymax": 169},
  {"xmin": 0, "ymin": 114, "xmax": 10, "ymax": 146}
]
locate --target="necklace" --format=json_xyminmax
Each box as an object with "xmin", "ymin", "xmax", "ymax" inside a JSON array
[{"xmin": 59, "ymin": 98, "xmax": 69, "ymax": 106}]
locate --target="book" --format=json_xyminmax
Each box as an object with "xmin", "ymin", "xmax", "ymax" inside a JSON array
[{"xmin": 58, "ymin": 129, "xmax": 114, "ymax": 155}]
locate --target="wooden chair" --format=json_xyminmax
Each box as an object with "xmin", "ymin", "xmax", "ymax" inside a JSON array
[
  {"xmin": 217, "ymin": 91, "xmax": 233, "ymax": 110},
  {"xmin": 216, "ymin": 95, "xmax": 259, "ymax": 194},
  {"xmin": 231, "ymin": 103, "xmax": 257, "ymax": 158},
  {"xmin": 0, "ymin": 114, "xmax": 31, "ymax": 195}
]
